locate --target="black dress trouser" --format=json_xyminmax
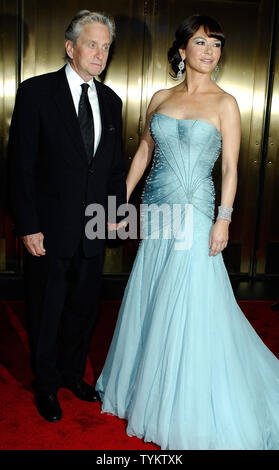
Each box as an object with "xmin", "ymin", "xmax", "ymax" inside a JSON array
[{"xmin": 23, "ymin": 243, "xmax": 104, "ymax": 395}]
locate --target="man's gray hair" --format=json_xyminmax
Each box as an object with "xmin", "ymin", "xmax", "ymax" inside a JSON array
[{"xmin": 65, "ymin": 10, "xmax": 115, "ymax": 59}]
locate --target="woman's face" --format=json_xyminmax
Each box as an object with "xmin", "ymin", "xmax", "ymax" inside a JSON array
[{"xmin": 180, "ymin": 26, "xmax": 222, "ymax": 75}]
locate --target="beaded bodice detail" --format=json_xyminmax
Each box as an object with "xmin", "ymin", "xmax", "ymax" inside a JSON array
[{"xmin": 142, "ymin": 113, "xmax": 222, "ymax": 220}]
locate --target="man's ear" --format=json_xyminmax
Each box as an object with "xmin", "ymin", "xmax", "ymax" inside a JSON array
[{"xmin": 65, "ymin": 40, "xmax": 74, "ymax": 60}]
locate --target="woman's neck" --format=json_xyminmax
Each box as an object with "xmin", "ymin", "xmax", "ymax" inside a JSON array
[{"xmin": 181, "ymin": 68, "xmax": 214, "ymax": 95}]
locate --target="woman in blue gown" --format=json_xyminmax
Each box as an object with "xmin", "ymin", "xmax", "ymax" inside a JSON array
[{"xmin": 96, "ymin": 15, "xmax": 279, "ymax": 450}]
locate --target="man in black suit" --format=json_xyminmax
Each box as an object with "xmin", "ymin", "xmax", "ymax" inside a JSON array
[{"xmin": 9, "ymin": 10, "xmax": 126, "ymax": 422}]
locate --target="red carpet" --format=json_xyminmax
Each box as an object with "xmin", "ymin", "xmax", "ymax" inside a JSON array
[{"xmin": 0, "ymin": 299, "xmax": 279, "ymax": 450}]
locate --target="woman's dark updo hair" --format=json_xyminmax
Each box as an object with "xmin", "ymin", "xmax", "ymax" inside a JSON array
[{"xmin": 168, "ymin": 14, "xmax": 225, "ymax": 77}]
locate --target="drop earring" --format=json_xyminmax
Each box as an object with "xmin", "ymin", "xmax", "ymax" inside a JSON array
[
  {"xmin": 176, "ymin": 59, "xmax": 185, "ymax": 80},
  {"xmin": 213, "ymin": 65, "xmax": 219, "ymax": 82}
]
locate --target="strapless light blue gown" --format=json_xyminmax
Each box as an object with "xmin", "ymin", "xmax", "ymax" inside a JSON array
[{"xmin": 96, "ymin": 113, "xmax": 279, "ymax": 450}]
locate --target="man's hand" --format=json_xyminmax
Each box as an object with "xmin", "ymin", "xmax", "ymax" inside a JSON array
[{"xmin": 22, "ymin": 232, "xmax": 46, "ymax": 256}]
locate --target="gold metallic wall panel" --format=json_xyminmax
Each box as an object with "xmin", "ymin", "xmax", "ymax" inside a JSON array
[
  {"xmin": 257, "ymin": 4, "xmax": 279, "ymax": 274},
  {"xmin": 0, "ymin": 0, "xmax": 18, "ymax": 272},
  {"xmin": 0, "ymin": 0, "xmax": 277, "ymax": 275}
]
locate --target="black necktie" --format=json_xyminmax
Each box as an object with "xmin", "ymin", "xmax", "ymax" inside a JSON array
[{"xmin": 78, "ymin": 83, "xmax": 94, "ymax": 163}]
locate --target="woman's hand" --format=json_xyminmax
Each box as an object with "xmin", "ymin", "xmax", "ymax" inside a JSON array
[
  {"xmin": 209, "ymin": 219, "xmax": 230, "ymax": 256},
  {"xmin": 107, "ymin": 220, "xmax": 128, "ymax": 231}
]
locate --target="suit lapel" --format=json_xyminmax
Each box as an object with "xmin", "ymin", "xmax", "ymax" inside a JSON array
[
  {"xmin": 93, "ymin": 79, "xmax": 113, "ymax": 165},
  {"xmin": 52, "ymin": 68, "xmax": 114, "ymax": 168},
  {"xmin": 53, "ymin": 67, "xmax": 88, "ymax": 165}
]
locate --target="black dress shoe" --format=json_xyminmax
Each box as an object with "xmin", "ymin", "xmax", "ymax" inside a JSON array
[
  {"xmin": 65, "ymin": 380, "xmax": 100, "ymax": 402},
  {"xmin": 271, "ymin": 302, "xmax": 279, "ymax": 311},
  {"xmin": 36, "ymin": 393, "xmax": 62, "ymax": 422}
]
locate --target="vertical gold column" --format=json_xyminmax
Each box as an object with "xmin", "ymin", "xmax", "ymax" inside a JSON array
[
  {"xmin": 256, "ymin": 3, "xmax": 279, "ymax": 274},
  {"xmin": 98, "ymin": 0, "xmax": 147, "ymax": 273},
  {"xmin": 0, "ymin": 0, "xmax": 18, "ymax": 272}
]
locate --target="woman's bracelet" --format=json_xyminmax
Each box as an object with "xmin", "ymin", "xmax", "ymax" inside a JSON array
[{"xmin": 217, "ymin": 205, "xmax": 233, "ymax": 222}]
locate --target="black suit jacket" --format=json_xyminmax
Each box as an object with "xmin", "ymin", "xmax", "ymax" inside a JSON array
[{"xmin": 9, "ymin": 66, "xmax": 127, "ymax": 257}]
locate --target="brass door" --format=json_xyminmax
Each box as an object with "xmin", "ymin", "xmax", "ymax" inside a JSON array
[
  {"xmin": 0, "ymin": 0, "xmax": 19, "ymax": 272},
  {"xmin": 256, "ymin": 3, "xmax": 279, "ymax": 276},
  {"xmin": 0, "ymin": 0, "xmax": 278, "ymax": 277}
]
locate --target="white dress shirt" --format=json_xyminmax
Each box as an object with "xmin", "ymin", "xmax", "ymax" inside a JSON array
[{"xmin": 65, "ymin": 63, "xmax": 101, "ymax": 156}]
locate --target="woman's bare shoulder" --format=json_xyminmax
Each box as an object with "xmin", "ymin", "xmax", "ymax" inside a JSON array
[
  {"xmin": 148, "ymin": 87, "xmax": 176, "ymax": 113},
  {"xmin": 215, "ymin": 86, "xmax": 239, "ymax": 110},
  {"xmin": 215, "ymin": 88, "xmax": 241, "ymax": 133}
]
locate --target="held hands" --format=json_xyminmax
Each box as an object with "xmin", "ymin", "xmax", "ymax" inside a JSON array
[
  {"xmin": 21, "ymin": 232, "xmax": 46, "ymax": 256},
  {"xmin": 209, "ymin": 219, "xmax": 229, "ymax": 256},
  {"xmin": 20, "ymin": 221, "xmax": 228, "ymax": 255},
  {"xmin": 107, "ymin": 220, "xmax": 128, "ymax": 231}
]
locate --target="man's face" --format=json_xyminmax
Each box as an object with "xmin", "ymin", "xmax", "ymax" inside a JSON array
[{"xmin": 66, "ymin": 22, "xmax": 111, "ymax": 81}]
